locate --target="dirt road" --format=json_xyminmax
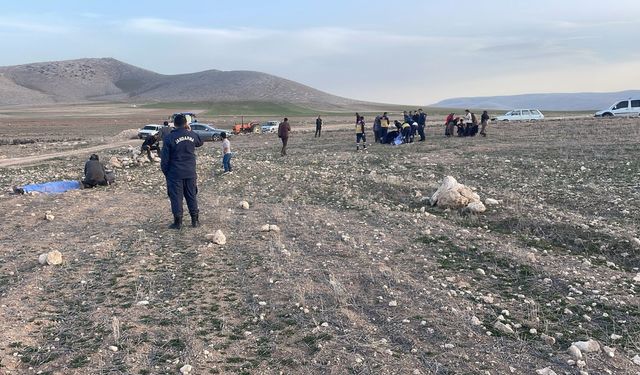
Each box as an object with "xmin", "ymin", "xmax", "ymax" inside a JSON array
[{"xmin": 0, "ymin": 139, "xmax": 139, "ymax": 168}]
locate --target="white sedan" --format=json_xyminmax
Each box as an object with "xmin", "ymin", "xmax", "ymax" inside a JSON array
[{"xmin": 494, "ymin": 109, "xmax": 544, "ymax": 122}]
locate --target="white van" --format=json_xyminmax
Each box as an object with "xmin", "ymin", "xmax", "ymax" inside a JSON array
[{"xmin": 595, "ymin": 99, "xmax": 640, "ymax": 117}]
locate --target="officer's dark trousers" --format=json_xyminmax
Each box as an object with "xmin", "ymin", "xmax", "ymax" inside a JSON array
[
  {"xmin": 167, "ymin": 177, "xmax": 198, "ymax": 217},
  {"xmin": 418, "ymin": 125, "xmax": 425, "ymax": 141}
]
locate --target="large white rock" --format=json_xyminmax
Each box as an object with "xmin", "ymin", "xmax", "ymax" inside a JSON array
[
  {"xmin": 180, "ymin": 364, "xmax": 193, "ymax": 374},
  {"xmin": 108, "ymin": 156, "xmax": 123, "ymax": 169},
  {"xmin": 206, "ymin": 230, "xmax": 226, "ymax": 245},
  {"xmin": 239, "ymin": 201, "xmax": 250, "ymax": 210},
  {"xmin": 568, "ymin": 345, "xmax": 582, "ymax": 360},
  {"xmin": 485, "ymin": 198, "xmax": 499, "ymax": 205},
  {"xmin": 430, "ymin": 176, "xmax": 483, "ymax": 211},
  {"xmin": 46, "ymin": 250, "xmax": 63, "ymax": 265},
  {"xmin": 38, "ymin": 253, "xmax": 48, "ymax": 265},
  {"xmin": 536, "ymin": 368, "xmax": 557, "ymax": 375},
  {"xmin": 572, "ymin": 339, "xmax": 600, "ymax": 353},
  {"xmin": 494, "ymin": 321, "xmax": 514, "ymax": 335},
  {"xmin": 466, "ymin": 201, "xmax": 486, "ymax": 214}
]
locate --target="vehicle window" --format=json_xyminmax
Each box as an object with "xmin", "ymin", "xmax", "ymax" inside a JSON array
[
  {"xmin": 631, "ymin": 100, "xmax": 640, "ymax": 108},
  {"xmin": 511, "ymin": 110, "xmax": 521, "ymax": 116},
  {"xmin": 522, "ymin": 110, "xmax": 531, "ymax": 116},
  {"xmin": 191, "ymin": 125, "xmax": 202, "ymax": 130},
  {"xmin": 143, "ymin": 126, "xmax": 156, "ymax": 130},
  {"xmin": 615, "ymin": 101, "xmax": 629, "ymax": 109},
  {"xmin": 531, "ymin": 110, "xmax": 540, "ymax": 115}
]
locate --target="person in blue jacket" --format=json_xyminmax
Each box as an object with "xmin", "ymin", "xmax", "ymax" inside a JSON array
[{"xmin": 161, "ymin": 114, "xmax": 203, "ymax": 229}]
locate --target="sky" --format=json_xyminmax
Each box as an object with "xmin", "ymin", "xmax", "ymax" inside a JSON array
[{"xmin": 1, "ymin": 0, "xmax": 639, "ymax": 105}]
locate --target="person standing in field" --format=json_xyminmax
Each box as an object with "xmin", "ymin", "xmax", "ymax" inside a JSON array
[
  {"xmin": 417, "ymin": 109, "xmax": 427, "ymax": 141},
  {"xmin": 315, "ymin": 115, "xmax": 323, "ymax": 138},
  {"xmin": 380, "ymin": 112, "xmax": 389, "ymax": 141},
  {"xmin": 373, "ymin": 114, "xmax": 382, "ymax": 143},
  {"xmin": 355, "ymin": 116, "xmax": 367, "ymax": 151},
  {"xmin": 480, "ymin": 110, "xmax": 490, "ymax": 137},
  {"xmin": 464, "ymin": 109, "xmax": 473, "ymax": 136},
  {"xmin": 278, "ymin": 117, "xmax": 291, "ymax": 156},
  {"xmin": 221, "ymin": 132, "xmax": 232, "ymax": 173},
  {"xmin": 161, "ymin": 114, "xmax": 203, "ymax": 229}
]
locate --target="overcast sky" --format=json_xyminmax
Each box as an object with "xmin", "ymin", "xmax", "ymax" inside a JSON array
[{"xmin": 1, "ymin": 0, "xmax": 639, "ymax": 104}]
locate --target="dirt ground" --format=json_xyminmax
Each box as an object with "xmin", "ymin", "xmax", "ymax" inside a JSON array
[{"xmin": 0, "ymin": 110, "xmax": 639, "ymax": 375}]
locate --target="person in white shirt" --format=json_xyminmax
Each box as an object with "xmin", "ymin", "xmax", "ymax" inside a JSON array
[{"xmin": 221, "ymin": 132, "xmax": 232, "ymax": 173}]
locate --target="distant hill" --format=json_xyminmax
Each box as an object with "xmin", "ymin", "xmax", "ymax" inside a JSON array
[
  {"xmin": 432, "ymin": 90, "xmax": 640, "ymax": 111},
  {"xmin": 0, "ymin": 58, "xmax": 362, "ymax": 109}
]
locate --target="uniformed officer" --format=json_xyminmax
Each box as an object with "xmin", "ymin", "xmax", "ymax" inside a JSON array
[{"xmin": 161, "ymin": 114, "xmax": 203, "ymax": 229}]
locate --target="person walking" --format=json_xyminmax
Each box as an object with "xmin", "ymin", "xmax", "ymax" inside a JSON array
[
  {"xmin": 161, "ymin": 114, "xmax": 203, "ymax": 229},
  {"xmin": 355, "ymin": 116, "xmax": 367, "ymax": 151},
  {"xmin": 278, "ymin": 117, "xmax": 291, "ymax": 156},
  {"xmin": 315, "ymin": 115, "xmax": 323, "ymax": 138},
  {"xmin": 480, "ymin": 110, "xmax": 490, "ymax": 137},
  {"xmin": 373, "ymin": 114, "xmax": 382, "ymax": 143}
]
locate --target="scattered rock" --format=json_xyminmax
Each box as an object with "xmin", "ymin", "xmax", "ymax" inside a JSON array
[
  {"xmin": 568, "ymin": 345, "xmax": 583, "ymax": 360},
  {"xmin": 475, "ymin": 268, "xmax": 486, "ymax": 276},
  {"xmin": 633, "ymin": 273, "xmax": 640, "ymax": 283},
  {"xmin": 610, "ymin": 334, "xmax": 622, "ymax": 341},
  {"xmin": 485, "ymin": 198, "xmax": 499, "ymax": 205},
  {"xmin": 494, "ymin": 321, "xmax": 514, "ymax": 335},
  {"xmin": 541, "ymin": 333, "xmax": 556, "ymax": 345},
  {"xmin": 536, "ymin": 367, "xmax": 557, "ymax": 375},
  {"xmin": 260, "ymin": 224, "xmax": 271, "ymax": 232},
  {"xmin": 633, "ymin": 355, "xmax": 640, "ymax": 366},
  {"xmin": 465, "ymin": 201, "xmax": 486, "ymax": 214},
  {"xmin": 45, "ymin": 250, "xmax": 63, "ymax": 265},
  {"xmin": 206, "ymin": 230, "xmax": 226, "ymax": 245},
  {"xmin": 572, "ymin": 339, "xmax": 600, "ymax": 353},
  {"xmin": 136, "ymin": 300, "xmax": 149, "ymax": 306},
  {"xmin": 471, "ymin": 316, "xmax": 482, "ymax": 326},
  {"xmin": 388, "ymin": 300, "xmax": 398, "ymax": 307},
  {"xmin": 526, "ymin": 252, "xmax": 537, "ymax": 263},
  {"xmin": 269, "ymin": 224, "xmax": 281, "ymax": 232},
  {"xmin": 239, "ymin": 201, "xmax": 250, "ymax": 210},
  {"xmin": 180, "ymin": 364, "xmax": 192, "ymax": 374},
  {"xmin": 44, "ymin": 212, "xmax": 55, "ymax": 221},
  {"xmin": 108, "ymin": 346, "xmax": 118, "ymax": 352},
  {"xmin": 38, "ymin": 253, "xmax": 48, "ymax": 265},
  {"xmin": 603, "ymin": 346, "xmax": 615, "ymax": 358},
  {"xmin": 108, "ymin": 156, "xmax": 123, "ymax": 169}
]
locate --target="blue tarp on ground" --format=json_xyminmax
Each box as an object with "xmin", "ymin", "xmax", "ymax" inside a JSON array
[{"xmin": 22, "ymin": 180, "xmax": 82, "ymax": 194}]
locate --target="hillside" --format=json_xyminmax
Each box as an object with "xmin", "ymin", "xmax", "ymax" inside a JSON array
[
  {"xmin": 433, "ymin": 90, "xmax": 640, "ymax": 111},
  {"xmin": 0, "ymin": 58, "xmax": 360, "ymax": 109}
]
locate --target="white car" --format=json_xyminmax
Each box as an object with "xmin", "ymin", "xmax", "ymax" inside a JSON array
[
  {"xmin": 494, "ymin": 109, "xmax": 544, "ymax": 122},
  {"xmin": 137, "ymin": 124, "xmax": 163, "ymax": 139},
  {"xmin": 261, "ymin": 121, "xmax": 279, "ymax": 133},
  {"xmin": 595, "ymin": 99, "xmax": 640, "ymax": 117}
]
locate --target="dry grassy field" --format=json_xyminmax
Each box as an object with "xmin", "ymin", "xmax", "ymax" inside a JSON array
[{"xmin": 0, "ymin": 107, "xmax": 639, "ymax": 375}]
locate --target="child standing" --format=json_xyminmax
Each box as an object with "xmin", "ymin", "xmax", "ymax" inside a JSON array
[
  {"xmin": 356, "ymin": 116, "xmax": 367, "ymax": 151},
  {"xmin": 221, "ymin": 132, "xmax": 232, "ymax": 173}
]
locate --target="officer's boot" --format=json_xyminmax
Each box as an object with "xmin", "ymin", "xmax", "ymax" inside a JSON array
[
  {"xmin": 191, "ymin": 213, "xmax": 200, "ymax": 228},
  {"xmin": 169, "ymin": 215, "xmax": 182, "ymax": 230}
]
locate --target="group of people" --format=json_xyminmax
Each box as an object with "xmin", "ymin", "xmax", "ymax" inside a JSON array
[{"xmin": 445, "ymin": 109, "xmax": 490, "ymax": 137}]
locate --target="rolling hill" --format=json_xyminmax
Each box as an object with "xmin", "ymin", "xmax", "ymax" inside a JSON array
[
  {"xmin": 0, "ymin": 58, "xmax": 361, "ymax": 109},
  {"xmin": 432, "ymin": 90, "xmax": 640, "ymax": 111}
]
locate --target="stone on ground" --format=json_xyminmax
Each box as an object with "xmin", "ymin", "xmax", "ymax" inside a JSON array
[
  {"xmin": 206, "ymin": 230, "xmax": 226, "ymax": 245},
  {"xmin": 46, "ymin": 250, "xmax": 63, "ymax": 265}
]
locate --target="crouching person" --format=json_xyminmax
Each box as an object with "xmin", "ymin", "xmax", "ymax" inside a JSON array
[
  {"xmin": 161, "ymin": 114, "xmax": 203, "ymax": 229},
  {"xmin": 83, "ymin": 154, "xmax": 115, "ymax": 188}
]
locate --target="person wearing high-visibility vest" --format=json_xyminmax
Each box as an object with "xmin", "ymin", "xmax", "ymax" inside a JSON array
[
  {"xmin": 355, "ymin": 116, "xmax": 367, "ymax": 151},
  {"xmin": 401, "ymin": 121, "xmax": 412, "ymax": 144},
  {"xmin": 380, "ymin": 112, "xmax": 389, "ymax": 140}
]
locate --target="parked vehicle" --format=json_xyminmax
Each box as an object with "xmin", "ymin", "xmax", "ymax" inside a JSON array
[
  {"xmin": 594, "ymin": 99, "xmax": 640, "ymax": 117},
  {"xmin": 233, "ymin": 121, "xmax": 261, "ymax": 135},
  {"xmin": 168, "ymin": 112, "xmax": 198, "ymax": 125},
  {"xmin": 261, "ymin": 121, "xmax": 279, "ymax": 133},
  {"xmin": 189, "ymin": 123, "xmax": 229, "ymax": 141},
  {"xmin": 494, "ymin": 109, "xmax": 544, "ymax": 122},
  {"xmin": 137, "ymin": 124, "xmax": 163, "ymax": 139}
]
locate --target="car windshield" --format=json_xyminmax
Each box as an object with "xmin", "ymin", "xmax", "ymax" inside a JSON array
[{"xmin": 143, "ymin": 126, "xmax": 158, "ymax": 130}]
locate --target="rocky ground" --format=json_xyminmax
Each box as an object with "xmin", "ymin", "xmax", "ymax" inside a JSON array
[{"xmin": 0, "ymin": 116, "xmax": 639, "ymax": 375}]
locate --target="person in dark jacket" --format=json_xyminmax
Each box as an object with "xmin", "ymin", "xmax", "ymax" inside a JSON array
[
  {"xmin": 141, "ymin": 132, "xmax": 161, "ymax": 161},
  {"xmin": 480, "ymin": 110, "xmax": 490, "ymax": 137},
  {"xmin": 278, "ymin": 117, "xmax": 291, "ymax": 156},
  {"xmin": 161, "ymin": 114, "xmax": 203, "ymax": 229},
  {"xmin": 315, "ymin": 115, "xmax": 322, "ymax": 138},
  {"xmin": 83, "ymin": 154, "xmax": 110, "ymax": 188},
  {"xmin": 417, "ymin": 109, "xmax": 427, "ymax": 141},
  {"xmin": 159, "ymin": 121, "xmax": 172, "ymax": 141}
]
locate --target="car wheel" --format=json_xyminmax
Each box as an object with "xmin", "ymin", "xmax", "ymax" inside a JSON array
[
  {"xmin": 602, "ymin": 113, "xmax": 613, "ymax": 118},
  {"xmin": 212, "ymin": 134, "xmax": 221, "ymax": 141}
]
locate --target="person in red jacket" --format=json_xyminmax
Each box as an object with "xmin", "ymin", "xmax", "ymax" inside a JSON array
[{"xmin": 278, "ymin": 117, "xmax": 291, "ymax": 156}]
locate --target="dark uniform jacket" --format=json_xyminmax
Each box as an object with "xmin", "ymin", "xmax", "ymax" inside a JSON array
[
  {"xmin": 84, "ymin": 160, "xmax": 107, "ymax": 185},
  {"xmin": 278, "ymin": 121, "xmax": 291, "ymax": 139},
  {"xmin": 161, "ymin": 128, "xmax": 203, "ymax": 179}
]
